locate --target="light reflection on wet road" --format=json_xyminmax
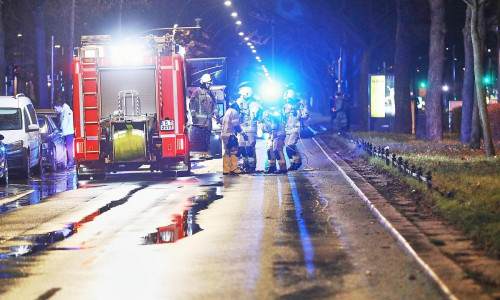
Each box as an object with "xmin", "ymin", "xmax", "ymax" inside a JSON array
[
  {"xmin": 0, "ymin": 170, "xmax": 78, "ymax": 214},
  {"xmin": 0, "ymin": 142, "xmax": 450, "ymax": 299}
]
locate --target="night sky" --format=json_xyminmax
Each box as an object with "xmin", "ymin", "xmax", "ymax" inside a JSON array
[{"xmin": 2, "ymin": 0, "xmax": 495, "ymax": 103}]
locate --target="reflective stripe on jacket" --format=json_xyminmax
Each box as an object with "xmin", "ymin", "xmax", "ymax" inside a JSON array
[
  {"xmin": 189, "ymin": 87, "xmax": 217, "ymax": 127},
  {"xmin": 221, "ymin": 108, "xmax": 241, "ymax": 137}
]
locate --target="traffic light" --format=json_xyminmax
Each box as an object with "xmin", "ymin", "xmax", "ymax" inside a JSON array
[
  {"xmin": 13, "ymin": 65, "xmax": 20, "ymax": 78},
  {"xmin": 483, "ymin": 76, "xmax": 491, "ymax": 84},
  {"xmin": 419, "ymin": 81, "xmax": 426, "ymax": 88}
]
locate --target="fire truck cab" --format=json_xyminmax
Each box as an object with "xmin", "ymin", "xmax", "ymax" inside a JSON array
[{"xmin": 72, "ymin": 34, "xmax": 194, "ymax": 180}]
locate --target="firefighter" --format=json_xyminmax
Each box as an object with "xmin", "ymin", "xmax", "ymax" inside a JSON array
[
  {"xmin": 282, "ymin": 89, "xmax": 309, "ymax": 171},
  {"xmin": 236, "ymin": 86, "xmax": 262, "ymax": 173},
  {"xmin": 188, "ymin": 73, "xmax": 219, "ymax": 159},
  {"xmin": 221, "ymin": 102, "xmax": 246, "ymax": 175},
  {"xmin": 262, "ymin": 110, "xmax": 287, "ymax": 174},
  {"xmin": 54, "ymin": 99, "xmax": 75, "ymax": 168}
]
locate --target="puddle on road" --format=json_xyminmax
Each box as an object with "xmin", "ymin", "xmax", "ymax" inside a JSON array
[
  {"xmin": 0, "ymin": 185, "xmax": 146, "ymax": 259},
  {"xmin": 0, "ymin": 170, "xmax": 77, "ymax": 214},
  {"xmin": 141, "ymin": 187, "xmax": 223, "ymax": 244}
]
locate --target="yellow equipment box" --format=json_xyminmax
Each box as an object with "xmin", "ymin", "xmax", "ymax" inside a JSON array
[{"xmin": 113, "ymin": 125, "xmax": 146, "ymax": 161}]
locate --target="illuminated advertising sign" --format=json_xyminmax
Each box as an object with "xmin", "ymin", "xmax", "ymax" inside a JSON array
[
  {"xmin": 370, "ymin": 75, "xmax": 386, "ymax": 118},
  {"xmin": 385, "ymin": 75, "xmax": 395, "ymax": 117},
  {"xmin": 370, "ymin": 75, "xmax": 395, "ymax": 118}
]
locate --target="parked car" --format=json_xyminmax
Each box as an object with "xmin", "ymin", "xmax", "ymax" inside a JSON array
[
  {"xmin": 0, "ymin": 134, "xmax": 8, "ymax": 185},
  {"xmin": 0, "ymin": 94, "xmax": 42, "ymax": 178},
  {"xmin": 37, "ymin": 110, "xmax": 67, "ymax": 172}
]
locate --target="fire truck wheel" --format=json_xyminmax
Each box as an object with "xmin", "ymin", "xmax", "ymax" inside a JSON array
[
  {"xmin": 91, "ymin": 174, "xmax": 106, "ymax": 180},
  {"xmin": 177, "ymin": 170, "xmax": 191, "ymax": 177},
  {"xmin": 76, "ymin": 168, "xmax": 90, "ymax": 180},
  {"xmin": 77, "ymin": 174, "xmax": 91, "ymax": 181},
  {"xmin": 161, "ymin": 171, "xmax": 176, "ymax": 178}
]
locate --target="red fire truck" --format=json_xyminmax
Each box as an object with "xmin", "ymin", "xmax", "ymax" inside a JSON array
[{"xmin": 72, "ymin": 32, "xmax": 223, "ymax": 180}]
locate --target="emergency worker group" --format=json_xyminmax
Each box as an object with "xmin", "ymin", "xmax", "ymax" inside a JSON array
[
  {"xmin": 189, "ymin": 74, "xmax": 309, "ymax": 175},
  {"xmin": 222, "ymin": 84, "xmax": 310, "ymax": 175}
]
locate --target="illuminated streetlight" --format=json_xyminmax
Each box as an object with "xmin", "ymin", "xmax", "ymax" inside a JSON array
[
  {"xmin": 231, "ymin": 12, "xmax": 238, "ymax": 18},
  {"xmin": 17, "ymin": 33, "xmax": 22, "ymax": 37},
  {"xmin": 442, "ymin": 85, "xmax": 449, "ymax": 92},
  {"xmin": 250, "ymin": 45, "xmax": 255, "ymax": 49},
  {"xmin": 246, "ymin": 42, "xmax": 252, "ymax": 46},
  {"xmin": 235, "ymin": 20, "xmax": 242, "ymax": 25},
  {"xmin": 238, "ymin": 32, "xmax": 244, "ymax": 36},
  {"xmin": 244, "ymin": 37, "xmax": 249, "ymax": 41},
  {"xmin": 224, "ymin": 1, "xmax": 231, "ymax": 6},
  {"xmin": 252, "ymin": 49, "xmax": 257, "ymax": 53},
  {"xmin": 54, "ymin": 45, "xmax": 61, "ymax": 49}
]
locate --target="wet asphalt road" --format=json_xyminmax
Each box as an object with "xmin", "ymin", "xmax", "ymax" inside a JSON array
[{"xmin": 0, "ymin": 138, "xmax": 446, "ymax": 299}]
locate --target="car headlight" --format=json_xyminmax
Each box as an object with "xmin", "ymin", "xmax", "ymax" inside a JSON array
[{"xmin": 6, "ymin": 140, "xmax": 23, "ymax": 151}]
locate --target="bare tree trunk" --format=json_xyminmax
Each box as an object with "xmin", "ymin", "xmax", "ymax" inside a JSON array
[
  {"xmin": 470, "ymin": 0, "xmax": 495, "ymax": 156},
  {"xmin": 357, "ymin": 47, "xmax": 371, "ymax": 130},
  {"xmin": 461, "ymin": 6, "xmax": 474, "ymax": 143},
  {"xmin": 470, "ymin": 91, "xmax": 481, "ymax": 148},
  {"xmin": 64, "ymin": 0, "xmax": 75, "ymax": 105},
  {"xmin": 35, "ymin": 0, "xmax": 49, "ymax": 108},
  {"xmin": 0, "ymin": 6, "xmax": 5, "ymax": 96},
  {"xmin": 497, "ymin": 2, "xmax": 500, "ymax": 100},
  {"xmin": 394, "ymin": 0, "xmax": 413, "ymax": 134},
  {"xmin": 469, "ymin": 3, "xmax": 484, "ymax": 149},
  {"xmin": 425, "ymin": 0, "xmax": 445, "ymax": 141}
]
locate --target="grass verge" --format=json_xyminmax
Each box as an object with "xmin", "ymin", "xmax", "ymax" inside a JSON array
[{"xmin": 348, "ymin": 132, "xmax": 500, "ymax": 256}]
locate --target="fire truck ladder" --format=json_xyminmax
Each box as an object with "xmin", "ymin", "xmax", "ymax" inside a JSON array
[{"xmin": 80, "ymin": 48, "xmax": 100, "ymax": 159}]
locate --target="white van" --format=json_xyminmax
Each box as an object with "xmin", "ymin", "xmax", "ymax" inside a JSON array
[{"xmin": 0, "ymin": 94, "xmax": 42, "ymax": 178}]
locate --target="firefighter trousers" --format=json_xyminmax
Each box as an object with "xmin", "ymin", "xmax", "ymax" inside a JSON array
[
  {"xmin": 267, "ymin": 136, "xmax": 286, "ymax": 171},
  {"xmin": 238, "ymin": 132, "xmax": 257, "ymax": 171},
  {"xmin": 285, "ymin": 130, "xmax": 302, "ymax": 168}
]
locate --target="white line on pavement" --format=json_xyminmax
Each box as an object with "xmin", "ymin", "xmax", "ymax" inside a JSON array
[{"xmin": 311, "ymin": 137, "xmax": 457, "ymax": 300}]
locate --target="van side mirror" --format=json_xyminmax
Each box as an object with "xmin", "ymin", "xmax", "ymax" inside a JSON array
[{"xmin": 27, "ymin": 124, "xmax": 40, "ymax": 132}]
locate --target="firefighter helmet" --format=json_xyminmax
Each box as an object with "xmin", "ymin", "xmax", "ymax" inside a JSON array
[
  {"xmin": 200, "ymin": 74, "xmax": 213, "ymax": 84},
  {"xmin": 262, "ymin": 110, "xmax": 271, "ymax": 120},
  {"xmin": 283, "ymin": 89, "xmax": 295, "ymax": 100},
  {"xmin": 238, "ymin": 86, "xmax": 253, "ymax": 99}
]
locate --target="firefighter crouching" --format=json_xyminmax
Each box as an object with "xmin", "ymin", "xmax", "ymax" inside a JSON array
[
  {"xmin": 221, "ymin": 102, "xmax": 247, "ymax": 175},
  {"xmin": 282, "ymin": 89, "xmax": 309, "ymax": 171},
  {"xmin": 262, "ymin": 110, "xmax": 287, "ymax": 174},
  {"xmin": 236, "ymin": 86, "xmax": 262, "ymax": 173},
  {"xmin": 188, "ymin": 73, "xmax": 219, "ymax": 159}
]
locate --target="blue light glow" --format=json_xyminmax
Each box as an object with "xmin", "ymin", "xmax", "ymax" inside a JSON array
[{"xmin": 259, "ymin": 81, "xmax": 283, "ymax": 104}]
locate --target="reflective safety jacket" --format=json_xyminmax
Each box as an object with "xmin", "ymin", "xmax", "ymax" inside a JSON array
[
  {"xmin": 221, "ymin": 107, "xmax": 241, "ymax": 137},
  {"xmin": 262, "ymin": 114, "xmax": 285, "ymax": 139},
  {"xmin": 236, "ymin": 97, "xmax": 262, "ymax": 134},
  {"xmin": 59, "ymin": 103, "xmax": 74, "ymax": 136},
  {"xmin": 189, "ymin": 87, "xmax": 218, "ymax": 127},
  {"xmin": 282, "ymin": 98, "xmax": 309, "ymax": 133}
]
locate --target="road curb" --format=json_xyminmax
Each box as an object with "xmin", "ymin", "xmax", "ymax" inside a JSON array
[{"xmin": 312, "ymin": 137, "xmax": 458, "ymax": 300}]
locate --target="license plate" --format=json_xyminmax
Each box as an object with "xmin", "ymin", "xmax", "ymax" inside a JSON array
[{"xmin": 160, "ymin": 120, "xmax": 174, "ymax": 131}]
